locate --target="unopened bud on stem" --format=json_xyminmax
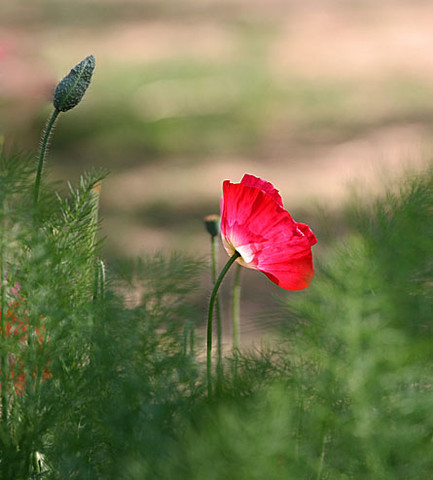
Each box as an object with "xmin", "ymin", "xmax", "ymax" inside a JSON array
[
  {"xmin": 34, "ymin": 55, "xmax": 96, "ymax": 208},
  {"xmin": 204, "ymin": 214, "xmax": 221, "ymax": 238},
  {"xmin": 53, "ymin": 54, "xmax": 95, "ymax": 112}
]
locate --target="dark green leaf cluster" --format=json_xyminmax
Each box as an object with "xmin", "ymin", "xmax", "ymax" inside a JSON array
[
  {"xmin": 152, "ymin": 167, "xmax": 433, "ymax": 480},
  {"xmin": 0, "ymin": 150, "xmax": 109, "ymax": 478},
  {"xmin": 2, "ymin": 146, "xmax": 433, "ymax": 479},
  {"xmin": 269, "ymin": 167, "xmax": 433, "ymax": 479},
  {"xmin": 45, "ymin": 256, "xmax": 203, "ymax": 479},
  {"xmin": 0, "ymin": 150, "xmax": 204, "ymax": 479}
]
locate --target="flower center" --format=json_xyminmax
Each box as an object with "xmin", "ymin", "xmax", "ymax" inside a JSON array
[{"xmin": 222, "ymin": 236, "xmax": 255, "ymax": 268}]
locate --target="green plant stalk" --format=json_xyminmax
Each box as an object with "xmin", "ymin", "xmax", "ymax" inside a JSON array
[
  {"xmin": 0, "ymin": 199, "xmax": 8, "ymax": 428},
  {"xmin": 34, "ymin": 109, "xmax": 60, "ymax": 206},
  {"xmin": 232, "ymin": 263, "xmax": 241, "ymax": 376},
  {"xmin": 316, "ymin": 431, "xmax": 329, "ymax": 480},
  {"xmin": 182, "ymin": 322, "xmax": 195, "ymax": 357},
  {"xmin": 97, "ymin": 259, "xmax": 106, "ymax": 301},
  {"xmin": 210, "ymin": 235, "xmax": 223, "ymax": 390},
  {"xmin": 0, "ymin": 198, "xmax": 10, "ymax": 480},
  {"xmin": 295, "ymin": 356, "xmax": 305, "ymax": 463},
  {"xmin": 232, "ymin": 263, "xmax": 242, "ymax": 353},
  {"xmin": 189, "ymin": 324, "xmax": 195, "ymax": 356},
  {"xmin": 207, "ymin": 251, "xmax": 240, "ymax": 397}
]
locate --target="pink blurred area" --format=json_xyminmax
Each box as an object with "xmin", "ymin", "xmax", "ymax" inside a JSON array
[{"xmin": 0, "ymin": 31, "xmax": 56, "ymax": 142}]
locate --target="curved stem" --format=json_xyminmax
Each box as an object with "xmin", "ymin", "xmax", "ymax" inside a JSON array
[
  {"xmin": 207, "ymin": 251, "xmax": 240, "ymax": 397},
  {"xmin": 34, "ymin": 109, "xmax": 60, "ymax": 206}
]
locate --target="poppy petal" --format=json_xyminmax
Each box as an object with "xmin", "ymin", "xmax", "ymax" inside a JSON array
[
  {"xmin": 256, "ymin": 240, "xmax": 315, "ymax": 290},
  {"xmin": 220, "ymin": 176, "xmax": 317, "ymax": 290},
  {"xmin": 240, "ymin": 174, "xmax": 284, "ymax": 208}
]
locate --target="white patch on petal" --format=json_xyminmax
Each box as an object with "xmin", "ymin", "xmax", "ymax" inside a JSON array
[
  {"xmin": 223, "ymin": 231, "xmax": 258, "ymax": 269},
  {"xmin": 235, "ymin": 244, "xmax": 257, "ymax": 269},
  {"xmin": 222, "ymin": 235, "xmax": 238, "ymax": 258}
]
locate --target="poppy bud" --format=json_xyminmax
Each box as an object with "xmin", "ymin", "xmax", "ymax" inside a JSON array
[
  {"xmin": 53, "ymin": 54, "xmax": 95, "ymax": 112},
  {"xmin": 204, "ymin": 214, "xmax": 221, "ymax": 238}
]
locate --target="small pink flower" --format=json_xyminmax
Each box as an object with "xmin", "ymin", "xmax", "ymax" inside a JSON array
[{"xmin": 220, "ymin": 174, "xmax": 317, "ymax": 290}]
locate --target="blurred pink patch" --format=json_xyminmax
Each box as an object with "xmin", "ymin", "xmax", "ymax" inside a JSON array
[
  {"xmin": 220, "ymin": 174, "xmax": 317, "ymax": 290},
  {"xmin": 0, "ymin": 35, "xmax": 55, "ymax": 104},
  {"xmin": 10, "ymin": 283, "xmax": 21, "ymax": 296}
]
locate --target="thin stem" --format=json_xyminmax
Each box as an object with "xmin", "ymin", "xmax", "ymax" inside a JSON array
[
  {"xmin": 316, "ymin": 431, "xmax": 329, "ymax": 480},
  {"xmin": 210, "ymin": 235, "xmax": 223, "ymax": 390},
  {"xmin": 34, "ymin": 109, "xmax": 60, "ymax": 207},
  {"xmin": 0, "ymin": 149, "xmax": 6, "ymax": 429},
  {"xmin": 183, "ymin": 322, "xmax": 195, "ymax": 358},
  {"xmin": 207, "ymin": 251, "xmax": 240, "ymax": 397},
  {"xmin": 295, "ymin": 390, "xmax": 304, "ymax": 462},
  {"xmin": 232, "ymin": 263, "xmax": 241, "ymax": 353},
  {"xmin": 97, "ymin": 259, "xmax": 106, "ymax": 301},
  {"xmin": 232, "ymin": 263, "xmax": 242, "ymax": 376},
  {"xmin": 0, "ymin": 198, "xmax": 8, "ymax": 429},
  {"xmin": 183, "ymin": 325, "xmax": 188, "ymax": 357},
  {"xmin": 189, "ymin": 325, "xmax": 194, "ymax": 356}
]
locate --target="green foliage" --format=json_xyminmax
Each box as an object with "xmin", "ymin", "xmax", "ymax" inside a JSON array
[
  {"xmin": 0, "ymin": 149, "xmax": 107, "ymax": 478},
  {"xmin": 159, "ymin": 167, "xmax": 433, "ymax": 480},
  {"xmin": 2, "ymin": 99, "xmax": 433, "ymax": 478},
  {"xmin": 0, "ymin": 146, "xmax": 208, "ymax": 479},
  {"xmin": 280, "ymin": 168, "xmax": 433, "ymax": 478},
  {"xmin": 45, "ymin": 256, "xmax": 203, "ymax": 479}
]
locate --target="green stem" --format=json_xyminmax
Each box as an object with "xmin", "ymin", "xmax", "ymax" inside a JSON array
[
  {"xmin": 189, "ymin": 325, "xmax": 194, "ymax": 356},
  {"xmin": 183, "ymin": 325, "xmax": 188, "ymax": 357},
  {"xmin": 97, "ymin": 259, "xmax": 106, "ymax": 301},
  {"xmin": 0, "ymin": 198, "xmax": 8, "ymax": 428},
  {"xmin": 316, "ymin": 431, "xmax": 329, "ymax": 480},
  {"xmin": 183, "ymin": 322, "xmax": 195, "ymax": 358},
  {"xmin": 207, "ymin": 251, "xmax": 240, "ymax": 397},
  {"xmin": 210, "ymin": 236, "xmax": 223, "ymax": 391},
  {"xmin": 34, "ymin": 109, "xmax": 60, "ymax": 206},
  {"xmin": 232, "ymin": 263, "xmax": 241, "ymax": 376},
  {"xmin": 232, "ymin": 263, "xmax": 241, "ymax": 353}
]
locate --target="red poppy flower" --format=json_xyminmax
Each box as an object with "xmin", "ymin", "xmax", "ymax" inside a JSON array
[{"xmin": 220, "ymin": 174, "xmax": 317, "ymax": 290}]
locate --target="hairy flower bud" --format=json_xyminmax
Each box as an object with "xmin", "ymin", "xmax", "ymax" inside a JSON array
[{"xmin": 53, "ymin": 54, "xmax": 95, "ymax": 112}]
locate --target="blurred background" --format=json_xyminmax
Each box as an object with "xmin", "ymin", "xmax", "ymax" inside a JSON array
[{"xmin": 2, "ymin": 0, "xmax": 433, "ymax": 340}]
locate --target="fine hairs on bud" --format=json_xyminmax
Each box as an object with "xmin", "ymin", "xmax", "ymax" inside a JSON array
[{"xmin": 53, "ymin": 55, "xmax": 95, "ymax": 112}]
